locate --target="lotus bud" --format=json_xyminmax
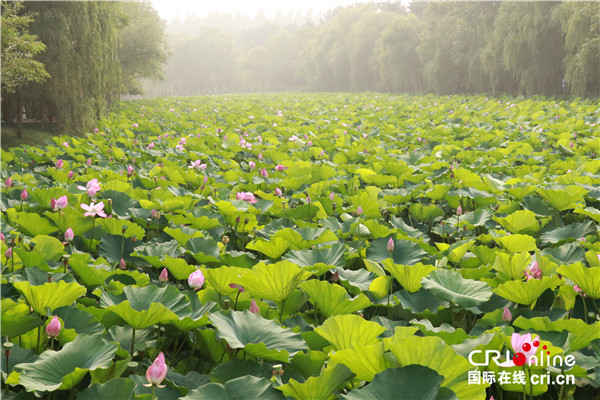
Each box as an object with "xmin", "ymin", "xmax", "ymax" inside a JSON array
[
  {"xmin": 20, "ymin": 189, "xmax": 28, "ymax": 201},
  {"xmin": 502, "ymin": 306, "xmax": 512, "ymax": 322},
  {"xmin": 387, "ymin": 238, "xmax": 395, "ymax": 252},
  {"xmin": 56, "ymin": 159, "xmax": 64, "ymax": 169},
  {"xmin": 143, "ymin": 352, "xmax": 167, "ymax": 388},
  {"xmin": 127, "ymin": 165, "xmax": 134, "ymax": 177},
  {"xmin": 50, "ymin": 198, "xmax": 57, "ymax": 211},
  {"xmin": 67, "ymin": 170, "xmax": 74, "ymax": 179},
  {"xmin": 357, "ymin": 206, "xmax": 363, "ymax": 215},
  {"xmin": 56, "ymin": 195, "xmax": 68, "ymax": 210},
  {"xmin": 222, "ymin": 236, "xmax": 230, "ymax": 245},
  {"xmin": 258, "ymin": 153, "xmax": 263, "ymax": 160},
  {"xmin": 4, "ymin": 247, "xmax": 12, "ymax": 259},
  {"xmin": 159, "ymin": 268, "xmax": 168, "ymax": 283},
  {"xmin": 260, "ymin": 168, "xmax": 268, "ymax": 178},
  {"xmin": 229, "ymin": 283, "xmax": 244, "ymax": 293},
  {"xmin": 5, "ymin": 177, "xmax": 12, "ymax": 188},
  {"xmin": 249, "ymin": 161, "xmax": 256, "ymax": 170},
  {"xmin": 275, "ymin": 187, "xmax": 282, "ymax": 196},
  {"xmin": 46, "ymin": 316, "xmax": 61, "ymax": 338},
  {"xmin": 456, "ymin": 205, "xmax": 463, "ymax": 216},
  {"xmin": 119, "ymin": 258, "xmax": 126, "ymax": 270},
  {"xmin": 86, "ymin": 158, "xmax": 92, "ymax": 167},
  {"xmin": 64, "ymin": 228, "xmax": 74, "ymax": 242},
  {"xmin": 188, "ymin": 270, "xmax": 205, "ymax": 290},
  {"xmin": 249, "ymin": 299, "xmax": 259, "ymax": 314}
]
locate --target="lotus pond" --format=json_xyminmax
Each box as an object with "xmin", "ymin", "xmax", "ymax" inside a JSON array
[{"xmin": 1, "ymin": 93, "xmax": 600, "ymax": 400}]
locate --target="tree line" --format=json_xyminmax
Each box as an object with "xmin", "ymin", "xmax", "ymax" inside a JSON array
[
  {"xmin": 1, "ymin": 1, "xmax": 167, "ymax": 136},
  {"xmin": 145, "ymin": 1, "xmax": 598, "ymax": 98}
]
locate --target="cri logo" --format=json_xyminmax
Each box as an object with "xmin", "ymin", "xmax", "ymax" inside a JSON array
[{"xmin": 468, "ymin": 332, "xmax": 576, "ymax": 368}]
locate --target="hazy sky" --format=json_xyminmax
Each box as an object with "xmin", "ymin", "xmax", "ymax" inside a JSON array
[{"xmin": 150, "ymin": 0, "xmax": 379, "ymax": 21}]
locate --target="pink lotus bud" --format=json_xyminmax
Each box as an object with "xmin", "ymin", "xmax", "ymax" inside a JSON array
[
  {"xmin": 331, "ymin": 270, "xmax": 339, "ymax": 282},
  {"xmin": 94, "ymin": 128, "xmax": 100, "ymax": 133},
  {"xmin": 260, "ymin": 168, "xmax": 268, "ymax": 178},
  {"xmin": 132, "ymin": 123, "xmax": 138, "ymax": 128},
  {"xmin": 127, "ymin": 165, "xmax": 134, "ymax": 177},
  {"xmin": 249, "ymin": 299, "xmax": 259, "ymax": 314},
  {"xmin": 320, "ymin": 150, "xmax": 325, "ymax": 156},
  {"xmin": 64, "ymin": 228, "xmax": 74, "ymax": 242},
  {"xmin": 159, "ymin": 268, "xmax": 168, "ymax": 283},
  {"xmin": 56, "ymin": 159, "xmax": 64, "ymax": 168},
  {"xmin": 188, "ymin": 270, "xmax": 205, "ymax": 290},
  {"xmin": 20, "ymin": 189, "xmax": 28, "ymax": 201},
  {"xmin": 329, "ymin": 192, "xmax": 334, "ymax": 201},
  {"xmin": 4, "ymin": 247, "xmax": 12, "ymax": 259},
  {"xmin": 306, "ymin": 195, "xmax": 311, "ymax": 204},
  {"xmin": 119, "ymin": 258, "xmax": 126, "ymax": 270},
  {"xmin": 357, "ymin": 206, "xmax": 363, "ymax": 215},
  {"xmin": 144, "ymin": 352, "xmax": 167, "ymax": 388},
  {"xmin": 456, "ymin": 205, "xmax": 463, "ymax": 216},
  {"xmin": 258, "ymin": 153, "xmax": 263, "ymax": 160},
  {"xmin": 56, "ymin": 195, "xmax": 68, "ymax": 210},
  {"xmin": 502, "ymin": 306, "xmax": 512, "ymax": 322},
  {"xmin": 387, "ymin": 238, "xmax": 395, "ymax": 252},
  {"xmin": 151, "ymin": 209, "xmax": 159, "ymax": 219},
  {"xmin": 249, "ymin": 161, "xmax": 256, "ymax": 169},
  {"xmin": 275, "ymin": 188, "xmax": 282, "ymax": 196},
  {"xmin": 46, "ymin": 316, "xmax": 61, "ymax": 338},
  {"xmin": 86, "ymin": 159, "xmax": 92, "ymax": 167},
  {"xmin": 50, "ymin": 198, "xmax": 57, "ymax": 211},
  {"xmin": 67, "ymin": 170, "xmax": 74, "ymax": 179},
  {"xmin": 203, "ymin": 176, "xmax": 208, "ymax": 184},
  {"xmin": 4, "ymin": 177, "xmax": 12, "ymax": 188},
  {"xmin": 275, "ymin": 165, "xmax": 288, "ymax": 172},
  {"xmin": 529, "ymin": 262, "xmax": 542, "ymax": 279},
  {"xmin": 148, "ymin": 142, "xmax": 155, "ymax": 149},
  {"xmin": 307, "ymin": 141, "xmax": 312, "ymax": 146},
  {"xmin": 0, "ymin": 233, "xmax": 4, "ymax": 242},
  {"xmin": 62, "ymin": 142, "xmax": 69, "ymax": 148},
  {"xmin": 229, "ymin": 283, "xmax": 244, "ymax": 293}
]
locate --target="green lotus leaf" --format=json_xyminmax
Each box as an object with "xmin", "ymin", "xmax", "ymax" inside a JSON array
[
  {"xmin": 186, "ymin": 237, "xmax": 221, "ymax": 263},
  {"xmin": 492, "ymin": 251, "xmax": 531, "ymax": 281},
  {"xmin": 541, "ymin": 242, "xmax": 584, "ymax": 264},
  {"xmin": 9, "ymin": 334, "xmax": 118, "ymax": 392},
  {"xmin": 360, "ymin": 220, "xmax": 392, "ymax": 239},
  {"xmin": 236, "ymin": 260, "xmax": 311, "ymax": 303},
  {"xmin": 1, "ymin": 298, "xmax": 43, "ymax": 339},
  {"xmin": 340, "ymin": 365, "xmax": 457, "ymax": 400},
  {"xmin": 494, "ymin": 275, "xmax": 562, "ymax": 305},
  {"xmin": 421, "ymin": 270, "xmax": 492, "ymax": 308},
  {"xmin": 246, "ymin": 237, "xmax": 290, "ymax": 259},
  {"xmin": 99, "ymin": 285, "xmax": 189, "ymax": 329},
  {"xmin": 494, "ymin": 210, "xmax": 539, "ymax": 234},
  {"xmin": 574, "ymin": 206, "xmax": 600, "ymax": 223},
  {"xmin": 557, "ymin": 263, "xmax": 600, "ymax": 299},
  {"xmin": 314, "ymin": 314, "xmax": 386, "ymax": 351},
  {"xmin": 68, "ymin": 253, "xmax": 150, "ymax": 287},
  {"xmin": 13, "ymin": 280, "xmax": 86, "ymax": 316},
  {"xmin": 329, "ymin": 342, "xmax": 390, "ymax": 381},
  {"xmin": 460, "ymin": 208, "xmax": 493, "ymax": 228},
  {"xmin": 486, "ymin": 363, "xmax": 549, "ymax": 396},
  {"xmin": 410, "ymin": 319, "xmax": 473, "ymax": 345},
  {"xmin": 162, "ymin": 226, "xmax": 205, "ymax": 247},
  {"xmin": 98, "ymin": 190, "xmax": 139, "ymax": 218},
  {"xmin": 383, "ymin": 260, "xmax": 436, "ymax": 293},
  {"xmin": 538, "ymin": 189, "xmax": 583, "ymax": 211},
  {"xmin": 96, "ymin": 218, "xmax": 144, "ymax": 239},
  {"xmin": 337, "ymin": 268, "xmax": 376, "ymax": 292},
  {"xmin": 387, "ymin": 336, "xmax": 486, "ymax": 400},
  {"xmin": 284, "ymin": 202, "xmax": 328, "ymax": 221},
  {"xmin": 540, "ymin": 221, "xmax": 596, "ymax": 246},
  {"xmin": 409, "ymin": 203, "xmax": 444, "ymax": 221},
  {"xmin": 277, "ymin": 364, "xmax": 354, "ymax": 400},
  {"xmin": 299, "ymin": 279, "xmax": 372, "ymax": 317},
  {"xmin": 209, "ymin": 310, "xmax": 307, "ymax": 358},
  {"xmin": 495, "ymin": 234, "xmax": 537, "ymax": 253},
  {"xmin": 183, "ymin": 375, "xmax": 284, "ymax": 400},
  {"xmin": 160, "ymin": 256, "xmax": 197, "ymax": 280},
  {"xmin": 395, "ymin": 288, "xmax": 449, "ymax": 314},
  {"xmin": 169, "ymin": 292, "xmax": 216, "ymax": 331},
  {"xmin": 28, "ymin": 235, "xmax": 64, "ymax": 262},
  {"xmin": 522, "ymin": 195, "xmax": 554, "ymax": 217},
  {"xmin": 30, "ymin": 187, "xmax": 70, "ymax": 209},
  {"xmin": 273, "ymin": 227, "xmax": 338, "ymax": 250},
  {"xmin": 289, "ymin": 350, "xmax": 327, "ymax": 379},
  {"xmin": 54, "ymin": 306, "xmax": 104, "ymax": 336},
  {"xmin": 77, "ymin": 377, "xmax": 136, "ymax": 400},
  {"xmin": 132, "ymin": 240, "xmax": 181, "ymax": 266},
  {"xmin": 366, "ymin": 238, "xmax": 427, "ymax": 265},
  {"xmin": 211, "ymin": 359, "xmax": 273, "ymax": 384},
  {"xmin": 204, "ymin": 266, "xmax": 250, "ymax": 296},
  {"xmin": 283, "ymin": 242, "xmax": 346, "ymax": 270},
  {"xmin": 435, "ymin": 240, "xmax": 475, "ymax": 263},
  {"xmin": 6, "ymin": 209, "xmax": 57, "ymax": 236},
  {"xmin": 513, "ymin": 316, "xmax": 600, "ymax": 351}
]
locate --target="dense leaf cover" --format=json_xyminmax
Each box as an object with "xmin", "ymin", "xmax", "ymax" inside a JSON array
[{"xmin": 1, "ymin": 93, "xmax": 600, "ymax": 399}]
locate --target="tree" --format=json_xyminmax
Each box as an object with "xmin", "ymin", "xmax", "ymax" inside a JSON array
[{"xmin": 119, "ymin": 1, "xmax": 169, "ymax": 95}]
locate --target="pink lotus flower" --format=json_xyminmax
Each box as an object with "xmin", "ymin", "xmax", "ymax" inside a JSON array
[
  {"xmin": 229, "ymin": 283, "xmax": 244, "ymax": 293},
  {"xmin": 64, "ymin": 228, "xmax": 74, "ymax": 242},
  {"xmin": 387, "ymin": 238, "xmax": 395, "ymax": 252},
  {"xmin": 144, "ymin": 352, "xmax": 168, "ymax": 388},
  {"xmin": 188, "ymin": 270, "xmax": 205, "ymax": 290},
  {"xmin": 498, "ymin": 332, "xmax": 540, "ymax": 367},
  {"xmin": 329, "ymin": 192, "xmax": 335, "ymax": 201},
  {"xmin": 119, "ymin": 258, "xmax": 126, "ymax": 270},
  {"xmin": 0, "ymin": 233, "xmax": 5, "ymax": 242},
  {"xmin": 357, "ymin": 206, "xmax": 363, "ymax": 215},
  {"xmin": 80, "ymin": 201, "xmax": 107, "ymax": 218},
  {"xmin": 289, "ymin": 135, "xmax": 298, "ymax": 142},
  {"xmin": 502, "ymin": 306, "xmax": 512, "ymax": 322},
  {"xmin": 62, "ymin": 142, "xmax": 69, "ymax": 148},
  {"xmin": 132, "ymin": 123, "xmax": 138, "ymax": 128},
  {"xmin": 159, "ymin": 268, "xmax": 168, "ymax": 283},
  {"xmin": 236, "ymin": 191, "xmax": 257, "ymax": 204},
  {"xmin": 260, "ymin": 168, "xmax": 268, "ymax": 178},
  {"xmin": 78, "ymin": 178, "xmax": 101, "ymax": 197},
  {"xmin": 331, "ymin": 270, "xmax": 340, "ymax": 282},
  {"xmin": 55, "ymin": 195, "xmax": 68, "ymax": 210},
  {"xmin": 46, "ymin": 316, "xmax": 61, "ymax": 338},
  {"xmin": 320, "ymin": 150, "xmax": 325, "ymax": 156},
  {"xmin": 178, "ymin": 138, "xmax": 186, "ymax": 145},
  {"xmin": 51, "ymin": 198, "xmax": 57, "ymax": 210},
  {"xmin": 151, "ymin": 209, "xmax": 159, "ymax": 219},
  {"xmin": 525, "ymin": 261, "xmax": 542, "ymax": 280},
  {"xmin": 56, "ymin": 159, "xmax": 64, "ymax": 169},
  {"xmin": 4, "ymin": 177, "xmax": 12, "ymax": 188},
  {"xmin": 248, "ymin": 161, "xmax": 256, "ymax": 170},
  {"xmin": 147, "ymin": 142, "xmax": 155, "ymax": 149},
  {"xmin": 127, "ymin": 165, "xmax": 134, "ymax": 177},
  {"xmin": 307, "ymin": 141, "xmax": 312, "ymax": 146},
  {"xmin": 275, "ymin": 188, "xmax": 282, "ymax": 196},
  {"xmin": 20, "ymin": 189, "xmax": 28, "ymax": 201},
  {"xmin": 94, "ymin": 128, "xmax": 100, "ymax": 133},
  {"xmin": 4, "ymin": 247, "xmax": 12, "ymax": 259},
  {"xmin": 258, "ymin": 153, "xmax": 263, "ymax": 160},
  {"xmin": 86, "ymin": 159, "xmax": 92, "ymax": 167},
  {"xmin": 249, "ymin": 299, "xmax": 259, "ymax": 314},
  {"xmin": 175, "ymin": 144, "xmax": 185, "ymax": 152},
  {"xmin": 67, "ymin": 171, "xmax": 74, "ymax": 179},
  {"xmin": 456, "ymin": 205, "xmax": 463, "ymax": 216},
  {"xmin": 275, "ymin": 165, "xmax": 288, "ymax": 172}
]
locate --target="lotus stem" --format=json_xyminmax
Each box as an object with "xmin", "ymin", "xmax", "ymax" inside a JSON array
[
  {"xmin": 234, "ymin": 291, "xmax": 241, "ymax": 311},
  {"xmin": 581, "ymin": 295, "xmax": 589, "ymax": 323},
  {"xmin": 131, "ymin": 327, "xmax": 136, "ymax": 356},
  {"xmin": 36, "ymin": 324, "xmax": 42, "ymax": 354},
  {"xmin": 279, "ymin": 298, "xmax": 287, "ymax": 324}
]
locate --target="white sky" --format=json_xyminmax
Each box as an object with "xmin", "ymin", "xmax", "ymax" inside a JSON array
[{"xmin": 150, "ymin": 0, "xmax": 378, "ymax": 22}]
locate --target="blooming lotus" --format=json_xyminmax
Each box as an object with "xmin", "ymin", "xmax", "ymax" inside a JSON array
[
  {"xmin": 188, "ymin": 269, "xmax": 205, "ymax": 290},
  {"xmin": 236, "ymin": 191, "xmax": 257, "ymax": 204},
  {"xmin": 56, "ymin": 159, "xmax": 64, "ymax": 168},
  {"xmin": 80, "ymin": 201, "xmax": 107, "ymax": 218},
  {"xmin": 175, "ymin": 144, "xmax": 184, "ymax": 152},
  {"xmin": 132, "ymin": 123, "xmax": 138, "ymax": 128},
  {"xmin": 46, "ymin": 316, "xmax": 61, "ymax": 338},
  {"xmin": 77, "ymin": 178, "xmax": 101, "ymax": 197},
  {"xmin": 498, "ymin": 332, "xmax": 540, "ymax": 367},
  {"xmin": 274, "ymin": 165, "xmax": 288, "ymax": 172},
  {"xmin": 144, "ymin": 352, "xmax": 168, "ymax": 388},
  {"xmin": 525, "ymin": 261, "xmax": 542, "ymax": 280},
  {"xmin": 248, "ymin": 161, "xmax": 256, "ymax": 169},
  {"xmin": 189, "ymin": 160, "xmax": 207, "ymax": 170}
]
